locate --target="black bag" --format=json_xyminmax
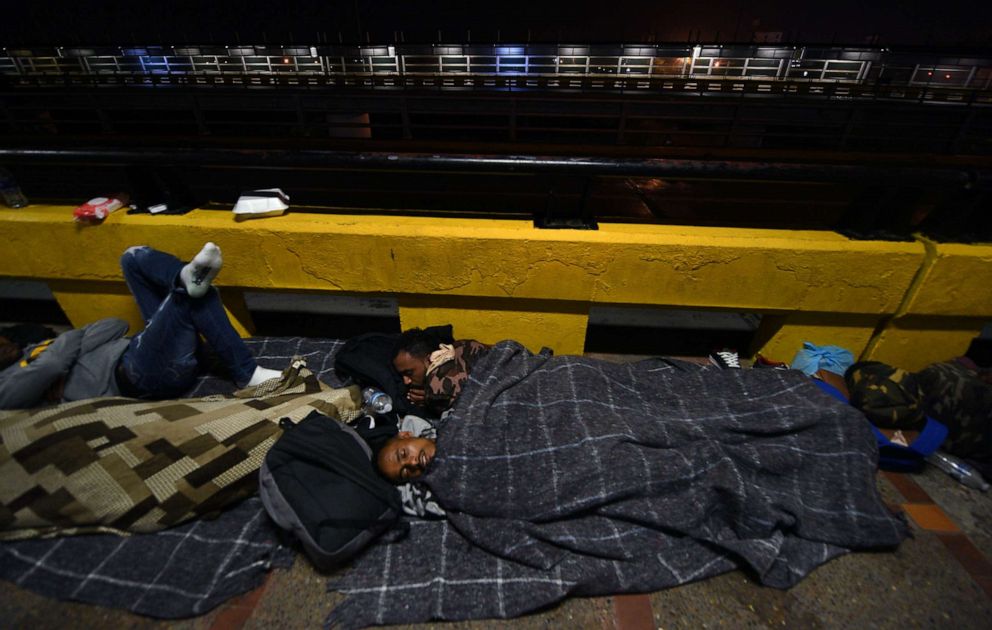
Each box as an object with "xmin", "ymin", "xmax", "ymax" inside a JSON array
[
  {"xmin": 258, "ymin": 410, "xmax": 403, "ymax": 571},
  {"xmin": 348, "ymin": 413, "xmax": 400, "ymax": 462}
]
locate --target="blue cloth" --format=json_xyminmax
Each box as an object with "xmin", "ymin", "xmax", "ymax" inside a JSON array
[
  {"xmin": 790, "ymin": 341, "xmax": 854, "ymax": 377},
  {"xmin": 119, "ymin": 246, "xmax": 257, "ymax": 397}
]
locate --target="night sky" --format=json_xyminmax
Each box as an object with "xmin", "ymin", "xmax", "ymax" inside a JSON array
[{"xmin": 2, "ymin": 0, "xmax": 990, "ymax": 47}]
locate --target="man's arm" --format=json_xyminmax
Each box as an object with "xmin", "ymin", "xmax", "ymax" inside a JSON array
[
  {"xmin": 78, "ymin": 318, "xmax": 129, "ymax": 353},
  {"xmin": 0, "ymin": 327, "xmax": 85, "ymax": 409},
  {"xmin": 0, "ymin": 318, "xmax": 127, "ymax": 409}
]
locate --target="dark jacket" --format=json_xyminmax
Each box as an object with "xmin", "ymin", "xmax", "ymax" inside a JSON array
[{"xmin": 423, "ymin": 340, "xmax": 490, "ymax": 415}]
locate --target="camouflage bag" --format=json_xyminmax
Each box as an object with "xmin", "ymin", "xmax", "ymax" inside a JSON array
[
  {"xmin": 819, "ymin": 374, "xmax": 947, "ymax": 473},
  {"xmin": 845, "ymin": 361, "xmax": 927, "ymax": 430},
  {"xmin": 916, "ymin": 361, "xmax": 992, "ymax": 460}
]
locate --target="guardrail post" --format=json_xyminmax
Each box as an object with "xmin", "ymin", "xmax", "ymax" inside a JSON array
[
  {"xmin": 749, "ymin": 312, "xmax": 885, "ymax": 364},
  {"xmin": 47, "ymin": 279, "xmax": 255, "ymax": 338},
  {"xmin": 397, "ymin": 294, "xmax": 589, "ymax": 355},
  {"xmin": 48, "ymin": 279, "xmax": 145, "ymax": 334},
  {"xmin": 863, "ymin": 237, "xmax": 992, "ymax": 370}
]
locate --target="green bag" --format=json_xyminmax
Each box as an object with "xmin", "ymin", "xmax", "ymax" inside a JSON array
[{"xmin": 845, "ymin": 361, "xmax": 926, "ymax": 430}]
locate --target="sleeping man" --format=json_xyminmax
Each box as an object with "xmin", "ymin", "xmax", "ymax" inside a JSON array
[
  {"xmin": 378, "ymin": 327, "xmax": 488, "ymax": 483},
  {"xmin": 391, "ymin": 328, "xmax": 489, "ymax": 414},
  {"xmin": 0, "ymin": 243, "xmax": 281, "ymax": 409}
]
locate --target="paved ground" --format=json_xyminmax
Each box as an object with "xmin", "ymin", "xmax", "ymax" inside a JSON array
[
  {"xmin": 3, "ymin": 465, "xmax": 990, "ymax": 630},
  {"xmin": 2, "ymin": 356, "xmax": 991, "ymax": 629}
]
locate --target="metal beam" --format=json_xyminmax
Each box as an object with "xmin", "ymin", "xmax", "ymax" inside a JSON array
[{"xmin": 0, "ymin": 147, "xmax": 982, "ymax": 189}]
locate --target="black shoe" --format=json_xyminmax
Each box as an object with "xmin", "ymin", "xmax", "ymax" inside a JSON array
[
  {"xmin": 753, "ymin": 354, "xmax": 789, "ymax": 370},
  {"xmin": 709, "ymin": 350, "xmax": 741, "ymax": 369}
]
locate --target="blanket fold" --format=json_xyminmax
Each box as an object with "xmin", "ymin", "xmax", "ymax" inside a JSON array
[
  {"xmin": 329, "ymin": 341, "xmax": 905, "ymax": 628},
  {"xmin": 1, "ymin": 358, "xmax": 361, "ymax": 540},
  {"xmin": 1, "ymin": 336, "xmax": 350, "ymax": 620}
]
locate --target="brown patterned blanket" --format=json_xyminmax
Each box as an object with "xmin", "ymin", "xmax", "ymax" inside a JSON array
[{"xmin": 0, "ymin": 359, "xmax": 361, "ymax": 540}]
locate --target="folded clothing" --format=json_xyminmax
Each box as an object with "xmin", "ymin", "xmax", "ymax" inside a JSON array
[{"xmin": 791, "ymin": 341, "xmax": 854, "ymax": 377}]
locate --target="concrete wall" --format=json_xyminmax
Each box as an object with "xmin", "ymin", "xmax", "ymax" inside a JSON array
[{"xmin": 2, "ymin": 204, "xmax": 989, "ymax": 370}]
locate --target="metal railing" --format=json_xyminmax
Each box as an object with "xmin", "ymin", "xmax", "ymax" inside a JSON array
[
  {"xmin": 3, "ymin": 86, "xmax": 988, "ymax": 155},
  {"xmin": 1, "ymin": 146, "xmax": 979, "ymax": 183},
  {"xmin": 1, "ymin": 146, "xmax": 987, "ymax": 240},
  {"xmin": 3, "ymin": 43, "xmax": 991, "ymax": 96}
]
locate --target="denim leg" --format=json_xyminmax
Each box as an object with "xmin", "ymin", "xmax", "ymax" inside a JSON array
[
  {"xmin": 120, "ymin": 246, "xmax": 185, "ymax": 324},
  {"xmin": 119, "ymin": 246, "xmax": 259, "ymax": 396},
  {"xmin": 119, "ymin": 292, "xmax": 201, "ymax": 398},
  {"xmin": 120, "ymin": 285, "xmax": 258, "ymax": 396},
  {"xmin": 186, "ymin": 287, "xmax": 258, "ymax": 386}
]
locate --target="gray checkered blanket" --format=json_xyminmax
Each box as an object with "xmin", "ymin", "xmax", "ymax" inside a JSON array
[
  {"xmin": 328, "ymin": 341, "xmax": 907, "ymax": 628},
  {"xmin": 0, "ymin": 336, "xmax": 345, "ymax": 618}
]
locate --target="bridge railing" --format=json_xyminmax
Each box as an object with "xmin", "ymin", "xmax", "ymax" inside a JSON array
[
  {"xmin": 3, "ymin": 43, "xmax": 991, "ymax": 94},
  {"xmin": 1, "ymin": 147, "xmax": 988, "ymax": 239}
]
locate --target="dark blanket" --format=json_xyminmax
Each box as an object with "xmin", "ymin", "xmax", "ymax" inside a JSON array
[
  {"xmin": 0, "ymin": 336, "xmax": 346, "ymax": 618},
  {"xmin": 329, "ymin": 341, "xmax": 907, "ymax": 627},
  {"xmin": 0, "ymin": 497, "xmax": 293, "ymax": 618}
]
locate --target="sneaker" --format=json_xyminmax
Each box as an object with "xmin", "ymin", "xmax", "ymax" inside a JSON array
[
  {"xmin": 753, "ymin": 354, "xmax": 789, "ymax": 370},
  {"xmin": 709, "ymin": 349, "xmax": 741, "ymax": 369}
]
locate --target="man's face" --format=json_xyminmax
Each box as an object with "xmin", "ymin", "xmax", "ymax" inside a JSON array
[
  {"xmin": 394, "ymin": 350, "xmax": 428, "ymax": 388},
  {"xmin": 0, "ymin": 336, "xmax": 21, "ymax": 370},
  {"xmin": 376, "ymin": 432, "xmax": 436, "ymax": 483}
]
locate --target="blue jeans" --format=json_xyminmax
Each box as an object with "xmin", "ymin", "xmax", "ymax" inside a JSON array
[{"xmin": 118, "ymin": 246, "xmax": 257, "ymax": 397}]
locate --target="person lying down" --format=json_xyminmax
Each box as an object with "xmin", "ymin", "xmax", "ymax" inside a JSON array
[
  {"xmin": 0, "ymin": 243, "xmax": 281, "ymax": 410},
  {"xmin": 371, "ymin": 328, "xmax": 489, "ymax": 517},
  {"xmin": 378, "ymin": 328, "xmax": 489, "ymax": 484},
  {"xmin": 372, "ymin": 332, "xmax": 905, "ymax": 571},
  {"xmin": 346, "ymin": 335, "xmax": 905, "ymax": 623}
]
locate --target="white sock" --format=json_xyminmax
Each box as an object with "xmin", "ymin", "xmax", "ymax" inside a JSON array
[
  {"xmin": 180, "ymin": 242, "xmax": 222, "ymax": 298},
  {"xmin": 247, "ymin": 365, "xmax": 282, "ymax": 386}
]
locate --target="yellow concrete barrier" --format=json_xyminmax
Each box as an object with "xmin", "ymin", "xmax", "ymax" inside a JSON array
[
  {"xmin": 864, "ymin": 236, "xmax": 992, "ymax": 370},
  {"xmin": 2, "ymin": 204, "xmax": 986, "ymax": 369}
]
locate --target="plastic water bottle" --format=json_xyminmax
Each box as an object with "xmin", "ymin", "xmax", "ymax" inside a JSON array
[
  {"xmin": 926, "ymin": 451, "xmax": 990, "ymax": 491},
  {"xmin": 0, "ymin": 167, "xmax": 29, "ymax": 208},
  {"xmin": 362, "ymin": 387, "xmax": 393, "ymax": 414}
]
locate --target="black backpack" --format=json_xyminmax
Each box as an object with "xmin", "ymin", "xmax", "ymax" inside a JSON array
[{"xmin": 258, "ymin": 410, "xmax": 403, "ymax": 571}]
